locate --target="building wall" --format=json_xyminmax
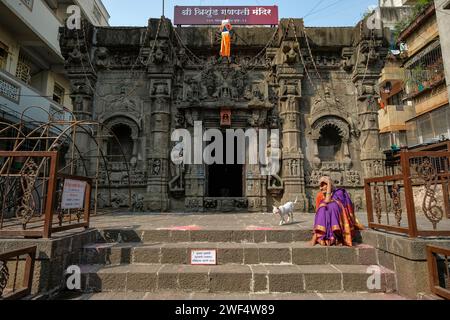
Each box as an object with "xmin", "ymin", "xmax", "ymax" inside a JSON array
[
  {"xmin": 435, "ymin": 0, "xmax": 450, "ymax": 103},
  {"xmin": 55, "ymin": 0, "xmax": 110, "ymax": 27},
  {"xmin": 404, "ymin": 14, "xmax": 439, "ymax": 57},
  {"xmin": 75, "ymin": 0, "xmax": 109, "ymax": 26},
  {"xmin": 0, "ymin": 19, "xmax": 72, "ymax": 110},
  {"xmin": 2, "ymin": 0, "xmax": 63, "ymax": 57},
  {"xmin": 0, "ymin": 0, "xmax": 109, "ymax": 121},
  {"xmin": 58, "ymin": 18, "xmax": 388, "ymax": 212}
]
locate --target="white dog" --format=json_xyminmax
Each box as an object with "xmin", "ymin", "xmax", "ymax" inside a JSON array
[{"xmin": 272, "ymin": 197, "xmax": 297, "ymax": 226}]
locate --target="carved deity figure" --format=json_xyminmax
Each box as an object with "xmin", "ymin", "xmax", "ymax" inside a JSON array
[
  {"xmin": 111, "ymin": 87, "xmax": 137, "ymax": 112},
  {"xmin": 185, "ymin": 77, "xmax": 200, "ymax": 102}
]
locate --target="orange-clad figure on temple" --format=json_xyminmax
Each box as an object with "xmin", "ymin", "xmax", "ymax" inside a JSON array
[{"xmin": 220, "ymin": 18, "xmax": 232, "ymax": 59}]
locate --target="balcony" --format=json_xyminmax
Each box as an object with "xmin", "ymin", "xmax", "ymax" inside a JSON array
[
  {"xmin": 379, "ymin": 66, "xmax": 405, "ymax": 86},
  {"xmin": 398, "ymin": 3, "xmax": 438, "ymax": 58},
  {"xmin": 378, "ymin": 104, "xmax": 416, "ymax": 133},
  {"xmin": 404, "ymin": 43, "xmax": 445, "ymax": 99},
  {"xmin": 0, "ymin": 69, "xmax": 70, "ymax": 125},
  {"xmin": 0, "ymin": 0, "xmax": 64, "ymax": 61},
  {"xmin": 414, "ymin": 86, "xmax": 449, "ymax": 116}
]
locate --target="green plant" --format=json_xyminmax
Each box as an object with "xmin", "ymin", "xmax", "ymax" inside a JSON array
[
  {"xmin": 362, "ymin": 8, "xmax": 375, "ymax": 20},
  {"xmin": 412, "ymin": 0, "xmax": 432, "ymax": 17},
  {"xmin": 393, "ymin": 0, "xmax": 433, "ymax": 43}
]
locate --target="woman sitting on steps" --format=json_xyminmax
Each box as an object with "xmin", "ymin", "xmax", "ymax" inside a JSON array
[{"xmin": 310, "ymin": 176, "xmax": 364, "ymax": 247}]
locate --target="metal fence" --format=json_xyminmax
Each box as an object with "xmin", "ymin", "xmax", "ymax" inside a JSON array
[
  {"xmin": 365, "ymin": 151, "xmax": 450, "ymax": 237},
  {"xmin": 0, "ymin": 151, "xmax": 91, "ymax": 238},
  {"xmin": 0, "ymin": 246, "xmax": 36, "ymax": 300},
  {"xmin": 427, "ymin": 245, "xmax": 450, "ymax": 300}
]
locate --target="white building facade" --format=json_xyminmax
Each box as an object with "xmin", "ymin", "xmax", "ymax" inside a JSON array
[{"xmin": 0, "ymin": 0, "xmax": 109, "ymax": 129}]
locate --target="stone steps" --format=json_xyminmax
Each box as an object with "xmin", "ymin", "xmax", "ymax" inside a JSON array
[
  {"xmin": 79, "ymin": 263, "xmax": 396, "ymax": 294},
  {"xmin": 97, "ymin": 228, "xmax": 313, "ymax": 244},
  {"xmin": 78, "ymin": 227, "xmax": 398, "ymax": 297},
  {"xmin": 82, "ymin": 242, "xmax": 377, "ymax": 266}
]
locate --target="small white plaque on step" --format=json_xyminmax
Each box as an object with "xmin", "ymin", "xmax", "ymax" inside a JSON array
[{"xmin": 190, "ymin": 249, "xmax": 217, "ymax": 265}]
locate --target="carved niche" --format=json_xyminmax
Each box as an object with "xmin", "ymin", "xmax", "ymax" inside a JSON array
[
  {"xmin": 308, "ymin": 115, "xmax": 359, "ymax": 187},
  {"xmin": 182, "ymin": 64, "xmax": 251, "ymax": 104}
]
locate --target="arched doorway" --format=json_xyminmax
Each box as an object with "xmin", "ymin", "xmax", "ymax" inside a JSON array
[
  {"xmin": 318, "ymin": 124, "xmax": 344, "ymax": 162},
  {"xmin": 311, "ymin": 116, "xmax": 352, "ymax": 170},
  {"xmin": 107, "ymin": 124, "xmax": 134, "ymax": 162}
]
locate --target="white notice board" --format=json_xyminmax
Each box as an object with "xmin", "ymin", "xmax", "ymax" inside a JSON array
[
  {"xmin": 61, "ymin": 179, "xmax": 87, "ymax": 210},
  {"xmin": 190, "ymin": 250, "xmax": 217, "ymax": 265}
]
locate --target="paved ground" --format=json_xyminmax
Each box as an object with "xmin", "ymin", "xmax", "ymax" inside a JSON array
[
  {"xmin": 87, "ymin": 210, "xmax": 450, "ymax": 233},
  {"xmin": 89, "ymin": 211, "xmax": 319, "ymax": 231},
  {"xmin": 61, "ymin": 291, "xmax": 407, "ymax": 300}
]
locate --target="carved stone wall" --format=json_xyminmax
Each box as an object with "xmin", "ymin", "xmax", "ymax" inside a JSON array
[{"xmin": 59, "ymin": 18, "xmax": 390, "ymax": 213}]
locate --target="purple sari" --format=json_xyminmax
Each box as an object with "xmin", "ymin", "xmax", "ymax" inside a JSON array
[{"xmin": 314, "ymin": 188, "xmax": 364, "ymax": 246}]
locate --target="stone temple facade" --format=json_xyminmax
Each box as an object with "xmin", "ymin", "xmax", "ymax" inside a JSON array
[{"xmin": 58, "ymin": 18, "xmax": 389, "ymax": 213}]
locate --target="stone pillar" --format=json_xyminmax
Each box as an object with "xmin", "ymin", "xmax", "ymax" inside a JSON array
[
  {"xmin": 273, "ymin": 21, "xmax": 309, "ymax": 211},
  {"xmin": 357, "ymin": 90, "xmax": 385, "ymax": 177},
  {"xmin": 351, "ymin": 24, "xmax": 387, "ymax": 179},
  {"xmin": 145, "ymin": 88, "xmax": 172, "ymax": 211},
  {"xmin": 311, "ymin": 136, "xmax": 321, "ymax": 170},
  {"xmin": 184, "ymin": 111, "xmax": 205, "ymax": 212},
  {"xmin": 246, "ymin": 163, "xmax": 267, "ymax": 213},
  {"xmin": 343, "ymin": 138, "xmax": 352, "ymax": 170},
  {"xmin": 59, "ymin": 20, "xmax": 97, "ymax": 176},
  {"xmin": 280, "ymin": 95, "xmax": 307, "ymax": 211}
]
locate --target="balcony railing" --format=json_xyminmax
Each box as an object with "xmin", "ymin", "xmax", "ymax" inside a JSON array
[
  {"xmin": 365, "ymin": 151, "xmax": 450, "ymax": 238},
  {"xmin": 0, "ymin": 69, "xmax": 71, "ymax": 125},
  {"xmin": 404, "ymin": 67, "xmax": 445, "ymax": 98}
]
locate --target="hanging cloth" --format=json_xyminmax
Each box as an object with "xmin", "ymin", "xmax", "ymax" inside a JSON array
[{"xmin": 220, "ymin": 19, "xmax": 232, "ymax": 57}]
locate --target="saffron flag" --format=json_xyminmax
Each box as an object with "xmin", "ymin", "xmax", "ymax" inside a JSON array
[{"xmin": 220, "ymin": 19, "xmax": 232, "ymax": 57}]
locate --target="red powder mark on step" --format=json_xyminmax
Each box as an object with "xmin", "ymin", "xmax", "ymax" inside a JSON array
[
  {"xmin": 246, "ymin": 226, "xmax": 275, "ymax": 231},
  {"xmin": 159, "ymin": 225, "xmax": 202, "ymax": 231}
]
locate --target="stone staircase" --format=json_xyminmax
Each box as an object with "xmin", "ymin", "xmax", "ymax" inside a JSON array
[{"xmin": 77, "ymin": 228, "xmax": 397, "ymax": 296}]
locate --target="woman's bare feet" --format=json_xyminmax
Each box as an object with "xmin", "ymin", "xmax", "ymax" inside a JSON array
[{"xmin": 309, "ymin": 234, "xmax": 318, "ymax": 246}]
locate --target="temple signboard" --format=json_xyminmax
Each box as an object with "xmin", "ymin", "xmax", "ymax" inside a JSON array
[{"xmin": 174, "ymin": 6, "xmax": 279, "ymax": 25}]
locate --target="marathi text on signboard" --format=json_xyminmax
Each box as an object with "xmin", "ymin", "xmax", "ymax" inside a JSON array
[
  {"xmin": 174, "ymin": 6, "xmax": 279, "ymax": 25},
  {"xmin": 190, "ymin": 249, "xmax": 217, "ymax": 265},
  {"xmin": 61, "ymin": 179, "xmax": 87, "ymax": 210}
]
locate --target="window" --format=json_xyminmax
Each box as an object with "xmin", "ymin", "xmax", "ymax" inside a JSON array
[
  {"xmin": 387, "ymin": 91, "xmax": 404, "ymax": 106},
  {"xmin": 431, "ymin": 105, "xmax": 450, "ymax": 140},
  {"xmin": 406, "ymin": 121, "xmax": 419, "ymax": 146},
  {"xmin": 53, "ymin": 83, "xmax": 65, "ymax": 104},
  {"xmin": 16, "ymin": 52, "xmax": 31, "ymax": 84},
  {"xmin": 417, "ymin": 114, "xmax": 434, "ymax": 143},
  {"xmin": 407, "ymin": 105, "xmax": 450, "ymax": 147},
  {"xmin": 0, "ymin": 42, "xmax": 8, "ymax": 70},
  {"xmin": 379, "ymin": 133, "xmax": 391, "ymax": 151}
]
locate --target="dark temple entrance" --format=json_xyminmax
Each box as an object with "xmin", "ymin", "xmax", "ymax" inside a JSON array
[{"xmin": 207, "ymin": 134, "xmax": 244, "ymax": 197}]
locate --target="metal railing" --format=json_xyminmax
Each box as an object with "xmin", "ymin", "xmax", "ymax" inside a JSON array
[
  {"xmin": 427, "ymin": 245, "xmax": 450, "ymax": 300},
  {"xmin": 0, "ymin": 246, "xmax": 36, "ymax": 300},
  {"xmin": 0, "ymin": 151, "xmax": 92, "ymax": 238},
  {"xmin": 365, "ymin": 151, "xmax": 450, "ymax": 237}
]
